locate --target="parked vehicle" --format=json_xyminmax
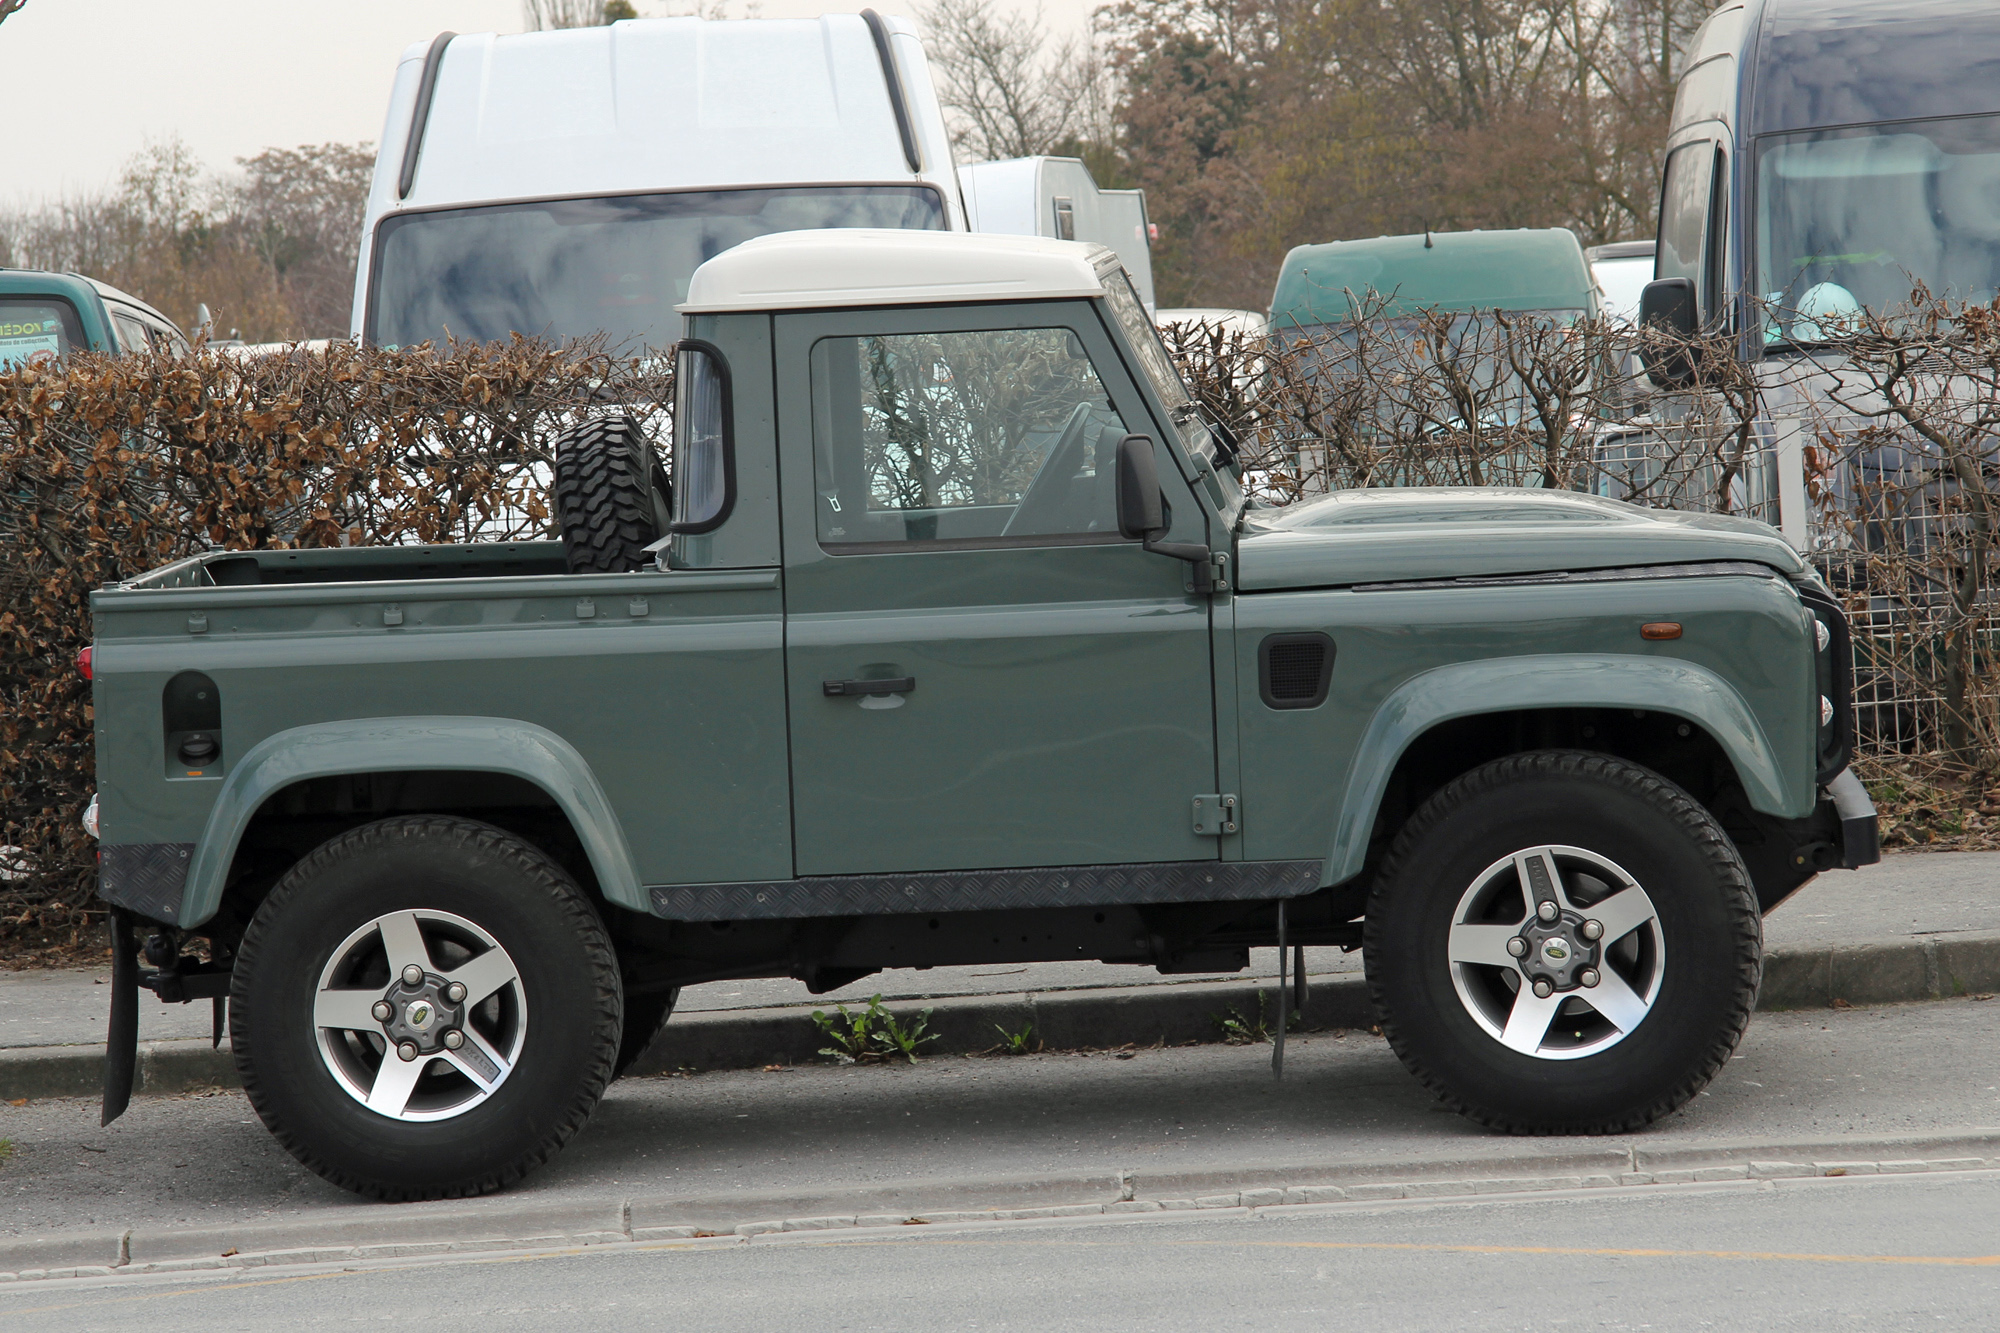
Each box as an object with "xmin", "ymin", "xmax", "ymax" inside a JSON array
[
  {"xmin": 1268, "ymin": 228, "xmax": 1601, "ymax": 335},
  {"xmin": 0, "ymin": 270, "xmax": 188, "ymax": 370},
  {"xmin": 89, "ymin": 229, "xmax": 1876, "ymax": 1198},
  {"xmin": 352, "ymin": 13, "xmax": 960, "ymax": 353},
  {"xmin": 1631, "ymin": 0, "xmax": 2000, "ymax": 547},
  {"xmin": 1265, "ymin": 229, "xmax": 1606, "ymax": 488},
  {"xmin": 959, "ymin": 156, "xmax": 1156, "ymax": 308},
  {"xmin": 1587, "ymin": 240, "xmax": 1656, "ymax": 327}
]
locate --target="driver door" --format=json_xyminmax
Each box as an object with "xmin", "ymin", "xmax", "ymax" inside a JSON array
[{"xmin": 776, "ymin": 301, "xmax": 1218, "ymax": 876}]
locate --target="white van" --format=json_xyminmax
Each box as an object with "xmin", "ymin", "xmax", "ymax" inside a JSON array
[
  {"xmin": 350, "ymin": 13, "xmax": 962, "ymax": 351},
  {"xmin": 958, "ymin": 156, "xmax": 1156, "ymax": 309}
]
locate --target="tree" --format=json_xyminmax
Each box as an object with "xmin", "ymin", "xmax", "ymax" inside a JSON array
[
  {"xmin": 234, "ymin": 143, "xmax": 376, "ymax": 338},
  {"xmin": 0, "ymin": 135, "xmax": 374, "ymax": 342},
  {"xmin": 921, "ymin": 0, "xmax": 1110, "ymax": 163},
  {"xmin": 523, "ymin": 0, "xmax": 614, "ymax": 29}
]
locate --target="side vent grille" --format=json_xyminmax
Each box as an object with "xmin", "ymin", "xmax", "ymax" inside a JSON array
[{"xmin": 1259, "ymin": 633, "xmax": 1335, "ymax": 710}]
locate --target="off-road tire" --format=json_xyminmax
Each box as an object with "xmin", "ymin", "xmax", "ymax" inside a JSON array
[
  {"xmin": 553, "ymin": 414, "xmax": 671, "ymax": 573},
  {"xmin": 230, "ymin": 816, "xmax": 623, "ymax": 1200},
  {"xmin": 613, "ymin": 986, "xmax": 679, "ymax": 1079},
  {"xmin": 1364, "ymin": 750, "xmax": 1762, "ymax": 1134}
]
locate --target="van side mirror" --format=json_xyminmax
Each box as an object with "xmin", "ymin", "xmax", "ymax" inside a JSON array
[
  {"xmin": 1116, "ymin": 434, "xmax": 1164, "ymax": 538},
  {"xmin": 1116, "ymin": 433, "xmax": 1214, "ymax": 592},
  {"xmin": 1638, "ymin": 277, "xmax": 1698, "ymax": 389}
]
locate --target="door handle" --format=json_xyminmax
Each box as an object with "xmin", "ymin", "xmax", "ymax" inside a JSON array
[{"xmin": 823, "ymin": 677, "xmax": 916, "ymax": 697}]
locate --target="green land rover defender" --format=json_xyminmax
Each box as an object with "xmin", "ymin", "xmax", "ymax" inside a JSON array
[{"xmin": 86, "ymin": 230, "xmax": 1876, "ymax": 1199}]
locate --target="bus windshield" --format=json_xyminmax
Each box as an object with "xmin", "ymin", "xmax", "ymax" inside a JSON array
[
  {"xmin": 1756, "ymin": 114, "xmax": 2000, "ymax": 341},
  {"xmin": 367, "ymin": 185, "xmax": 947, "ymax": 350}
]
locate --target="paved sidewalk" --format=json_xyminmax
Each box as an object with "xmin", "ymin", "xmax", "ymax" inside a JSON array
[{"xmin": 0, "ymin": 851, "xmax": 1993, "ymax": 1094}]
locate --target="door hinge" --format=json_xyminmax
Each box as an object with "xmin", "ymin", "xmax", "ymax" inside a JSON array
[
  {"xmin": 1183, "ymin": 552, "xmax": 1231, "ymax": 596},
  {"xmin": 1192, "ymin": 793, "xmax": 1239, "ymax": 836}
]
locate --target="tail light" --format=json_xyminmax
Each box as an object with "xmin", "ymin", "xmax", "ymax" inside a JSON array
[{"xmin": 76, "ymin": 646, "xmax": 93, "ymax": 680}]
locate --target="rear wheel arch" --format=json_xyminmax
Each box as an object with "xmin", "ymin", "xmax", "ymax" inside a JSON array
[{"xmin": 179, "ymin": 719, "xmax": 644, "ymax": 936}]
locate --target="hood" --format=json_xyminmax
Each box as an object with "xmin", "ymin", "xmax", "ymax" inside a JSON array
[{"xmin": 1236, "ymin": 488, "xmax": 1806, "ymax": 591}]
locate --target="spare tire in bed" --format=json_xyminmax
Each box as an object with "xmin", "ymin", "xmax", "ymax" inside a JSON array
[{"xmin": 552, "ymin": 414, "xmax": 672, "ymax": 574}]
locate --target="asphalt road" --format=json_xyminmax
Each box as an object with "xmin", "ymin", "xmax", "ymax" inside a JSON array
[
  {"xmin": 3, "ymin": 1170, "xmax": 1996, "ymax": 1331},
  {"xmin": 4, "ymin": 996, "xmax": 2000, "ymax": 1238}
]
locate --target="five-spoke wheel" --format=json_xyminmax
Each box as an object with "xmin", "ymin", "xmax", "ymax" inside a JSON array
[
  {"xmin": 313, "ymin": 909, "xmax": 528, "ymax": 1120},
  {"xmin": 231, "ymin": 816, "xmax": 622, "ymax": 1200},
  {"xmin": 1366, "ymin": 751, "xmax": 1762, "ymax": 1133},
  {"xmin": 1446, "ymin": 845, "xmax": 1664, "ymax": 1060}
]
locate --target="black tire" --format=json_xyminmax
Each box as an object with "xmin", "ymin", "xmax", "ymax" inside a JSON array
[
  {"xmin": 1364, "ymin": 751, "xmax": 1761, "ymax": 1134},
  {"xmin": 553, "ymin": 414, "xmax": 671, "ymax": 573},
  {"xmin": 613, "ymin": 986, "xmax": 679, "ymax": 1079},
  {"xmin": 230, "ymin": 816, "xmax": 622, "ymax": 1200}
]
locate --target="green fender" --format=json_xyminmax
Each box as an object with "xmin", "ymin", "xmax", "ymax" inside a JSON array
[
  {"xmin": 177, "ymin": 716, "xmax": 642, "ymax": 927},
  {"xmin": 1323, "ymin": 654, "xmax": 1804, "ymax": 887}
]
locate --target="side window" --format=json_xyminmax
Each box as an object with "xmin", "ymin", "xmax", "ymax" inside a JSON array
[
  {"xmin": 1658, "ymin": 142, "xmax": 1721, "ymax": 317},
  {"xmin": 809, "ymin": 327, "xmax": 1131, "ymax": 550},
  {"xmin": 671, "ymin": 341, "xmax": 733, "ymax": 534},
  {"xmin": 111, "ymin": 312, "xmax": 154, "ymax": 356}
]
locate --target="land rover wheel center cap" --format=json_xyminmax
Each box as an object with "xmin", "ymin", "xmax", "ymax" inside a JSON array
[
  {"xmin": 379, "ymin": 975, "xmax": 464, "ymax": 1056},
  {"xmin": 1518, "ymin": 916, "xmax": 1598, "ymax": 992}
]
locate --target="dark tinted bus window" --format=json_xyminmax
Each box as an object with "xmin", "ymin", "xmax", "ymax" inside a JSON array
[{"xmin": 369, "ymin": 185, "xmax": 947, "ymax": 350}]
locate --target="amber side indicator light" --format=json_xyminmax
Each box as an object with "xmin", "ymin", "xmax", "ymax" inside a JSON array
[
  {"xmin": 76, "ymin": 646, "xmax": 93, "ymax": 679},
  {"xmin": 1641, "ymin": 622, "xmax": 1682, "ymax": 640}
]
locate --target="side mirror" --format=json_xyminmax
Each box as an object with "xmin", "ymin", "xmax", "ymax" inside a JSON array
[
  {"xmin": 1116, "ymin": 433, "xmax": 1214, "ymax": 591},
  {"xmin": 1116, "ymin": 434, "xmax": 1164, "ymax": 539},
  {"xmin": 1637, "ymin": 277, "xmax": 1698, "ymax": 389}
]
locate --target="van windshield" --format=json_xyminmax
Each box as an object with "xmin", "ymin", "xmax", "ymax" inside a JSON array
[
  {"xmin": 1756, "ymin": 115, "xmax": 2000, "ymax": 342},
  {"xmin": 367, "ymin": 186, "xmax": 947, "ymax": 349}
]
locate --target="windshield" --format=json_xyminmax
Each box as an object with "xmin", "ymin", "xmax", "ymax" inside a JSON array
[
  {"xmin": 1756, "ymin": 114, "xmax": 2000, "ymax": 341},
  {"xmin": 0, "ymin": 298, "xmax": 82, "ymax": 370},
  {"xmin": 367, "ymin": 185, "xmax": 947, "ymax": 349}
]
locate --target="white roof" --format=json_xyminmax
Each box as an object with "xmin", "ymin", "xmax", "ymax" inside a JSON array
[
  {"xmin": 679, "ymin": 230, "xmax": 1116, "ymax": 313},
  {"xmin": 395, "ymin": 17, "xmax": 949, "ymax": 211}
]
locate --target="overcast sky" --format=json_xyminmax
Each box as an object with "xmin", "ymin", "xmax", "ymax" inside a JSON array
[{"xmin": 2, "ymin": 0, "xmax": 1088, "ymax": 209}]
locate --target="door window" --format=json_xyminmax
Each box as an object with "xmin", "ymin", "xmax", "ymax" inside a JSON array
[
  {"xmin": 1658, "ymin": 142, "xmax": 1727, "ymax": 319},
  {"xmin": 809, "ymin": 327, "xmax": 1131, "ymax": 549}
]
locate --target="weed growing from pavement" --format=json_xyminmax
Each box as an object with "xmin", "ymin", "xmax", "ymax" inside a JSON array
[
  {"xmin": 990, "ymin": 1022, "xmax": 1042, "ymax": 1055},
  {"xmin": 811, "ymin": 994, "xmax": 939, "ymax": 1064},
  {"xmin": 1213, "ymin": 992, "xmax": 1303, "ymax": 1045}
]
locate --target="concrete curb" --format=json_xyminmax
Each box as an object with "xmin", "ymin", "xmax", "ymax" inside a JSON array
[
  {"xmin": 6, "ymin": 933, "xmax": 1997, "ymax": 1101},
  {"xmin": 4, "ymin": 1128, "xmax": 1997, "ymax": 1282}
]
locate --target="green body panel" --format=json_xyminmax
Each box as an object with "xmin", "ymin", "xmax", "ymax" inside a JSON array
[
  {"xmin": 91, "ymin": 550, "xmax": 792, "ymax": 926},
  {"xmin": 772, "ymin": 302, "xmax": 1220, "ymax": 874},
  {"xmin": 1237, "ymin": 488, "xmax": 1806, "ymax": 589},
  {"xmin": 1268, "ymin": 229, "xmax": 1596, "ymax": 328},
  {"xmin": 181, "ymin": 716, "xmax": 644, "ymax": 923},
  {"xmin": 1231, "ymin": 573, "xmax": 1815, "ymax": 885}
]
